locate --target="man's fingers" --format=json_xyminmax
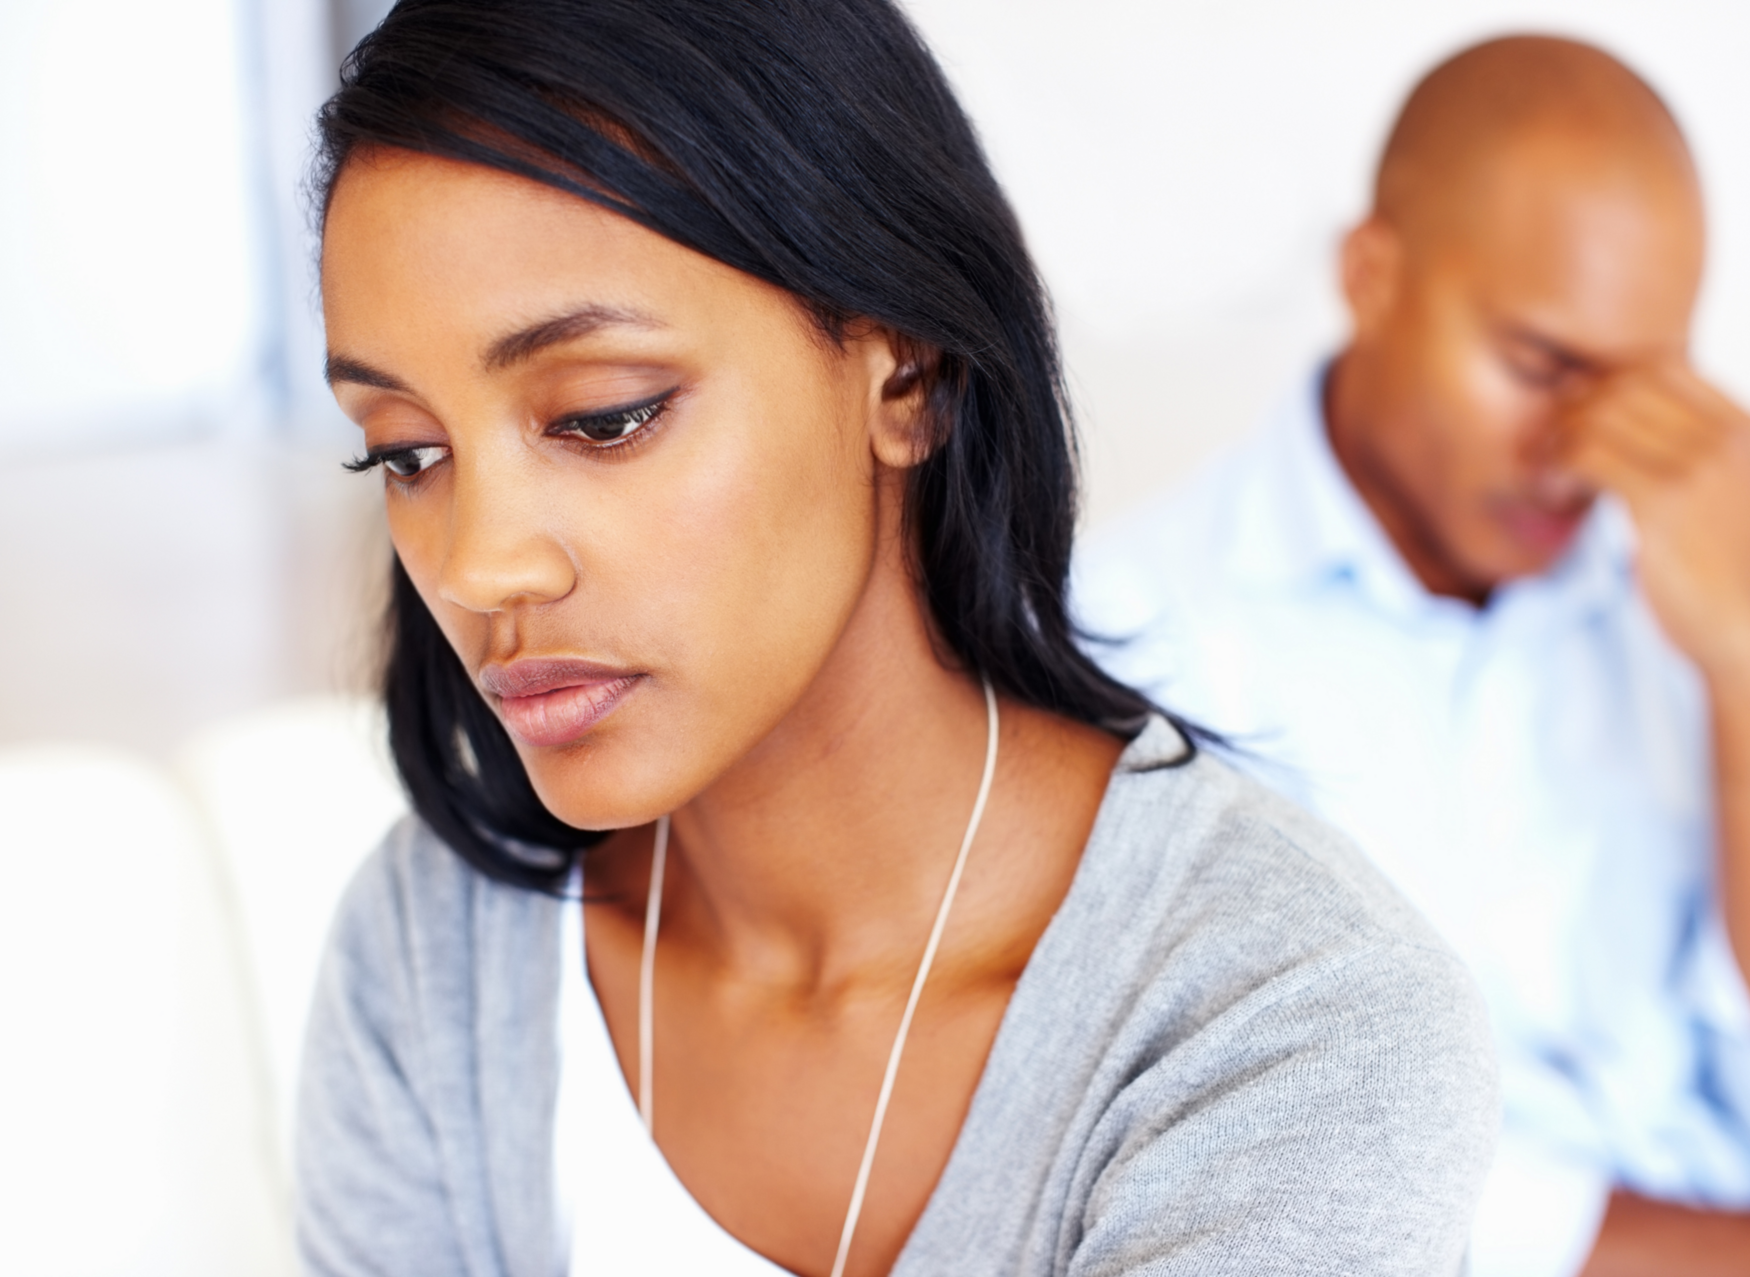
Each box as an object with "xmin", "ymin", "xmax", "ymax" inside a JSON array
[
  {"xmin": 1563, "ymin": 429, "xmax": 1662, "ymax": 507},
  {"xmin": 1565, "ymin": 395, "xmax": 1695, "ymax": 476},
  {"xmin": 1656, "ymin": 360, "xmax": 1747, "ymax": 426},
  {"xmin": 1559, "ymin": 368, "xmax": 1730, "ymax": 479}
]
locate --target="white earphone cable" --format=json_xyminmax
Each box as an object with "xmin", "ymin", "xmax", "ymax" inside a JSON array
[
  {"xmin": 637, "ymin": 813, "xmax": 669, "ymax": 1134},
  {"xmin": 636, "ymin": 679, "xmax": 1000, "ymax": 1276},
  {"xmin": 827, "ymin": 678, "xmax": 999, "ymax": 1277}
]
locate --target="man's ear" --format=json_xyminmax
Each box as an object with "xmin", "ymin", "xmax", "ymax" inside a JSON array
[
  {"xmin": 1339, "ymin": 216, "xmax": 1403, "ymax": 341},
  {"xmin": 868, "ymin": 330, "xmax": 942, "ymax": 470}
]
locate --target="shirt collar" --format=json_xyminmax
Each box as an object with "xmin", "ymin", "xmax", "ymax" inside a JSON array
[{"xmin": 1230, "ymin": 361, "xmax": 1635, "ymax": 623}]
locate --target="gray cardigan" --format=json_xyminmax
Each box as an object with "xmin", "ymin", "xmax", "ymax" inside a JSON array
[{"xmin": 297, "ymin": 719, "xmax": 1498, "ymax": 1276}]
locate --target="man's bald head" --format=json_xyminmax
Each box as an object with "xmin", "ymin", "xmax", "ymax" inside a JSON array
[
  {"xmin": 1329, "ymin": 34, "xmax": 1711, "ymax": 601},
  {"xmin": 1375, "ymin": 35, "xmax": 1701, "ymax": 251}
]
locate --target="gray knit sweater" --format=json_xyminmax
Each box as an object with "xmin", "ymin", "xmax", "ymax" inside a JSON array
[{"xmin": 297, "ymin": 718, "xmax": 1498, "ymax": 1276}]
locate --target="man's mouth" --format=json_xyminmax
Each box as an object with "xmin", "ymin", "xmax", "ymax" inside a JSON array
[{"xmin": 1495, "ymin": 497, "xmax": 1591, "ymax": 557}]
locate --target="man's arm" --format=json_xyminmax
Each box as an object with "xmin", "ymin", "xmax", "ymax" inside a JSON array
[
  {"xmin": 1563, "ymin": 367, "xmax": 1750, "ymax": 1276},
  {"xmin": 1563, "ymin": 363, "xmax": 1750, "ymax": 989},
  {"xmin": 1579, "ymin": 1192, "xmax": 1750, "ymax": 1277},
  {"xmin": 1711, "ymin": 656, "xmax": 1750, "ymax": 1002}
]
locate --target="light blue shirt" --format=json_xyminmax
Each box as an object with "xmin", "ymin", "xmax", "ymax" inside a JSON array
[{"xmin": 1074, "ymin": 366, "xmax": 1750, "ymax": 1277}]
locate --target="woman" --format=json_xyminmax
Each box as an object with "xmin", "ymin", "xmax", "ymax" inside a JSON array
[{"xmin": 298, "ymin": 1, "xmax": 1496, "ymax": 1273}]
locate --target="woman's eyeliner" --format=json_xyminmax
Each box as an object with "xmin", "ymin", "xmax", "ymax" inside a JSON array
[
  {"xmin": 548, "ymin": 392, "xmax": 673, "ymax": 447},
  {"xmin": 344, "ymin": 393, "xmax": 675, "ymax": 480}
]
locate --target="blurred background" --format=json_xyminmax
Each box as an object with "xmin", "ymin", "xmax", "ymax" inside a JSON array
[
  {"xmin": 2, "ymin": 0, "xmax": 1748, "ymax": 754},
  {"xmin": 1, "ymin": 1, "xmax": 1746, "ymax": 1273}
]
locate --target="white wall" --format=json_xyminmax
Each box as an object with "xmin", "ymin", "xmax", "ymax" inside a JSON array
[
  {"xmin": 901, "ymin": 0, "xmax": 1750, "ymax": 526},
  {"xmin": 1, "ymin": 0, "xmax": 1745, "ymax": 751},
  {"xmin": 0, "ymin": 0, "xmax": 271, "ymax": 453},
  {"xmin": 7, "ymin": 0, "xmax": 1742, "ymax": 500}
]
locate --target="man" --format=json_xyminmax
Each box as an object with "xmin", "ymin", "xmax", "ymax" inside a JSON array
[{"xmin": 1076, "ymin": 35, "xmax": 1750, "ymax": 1277}]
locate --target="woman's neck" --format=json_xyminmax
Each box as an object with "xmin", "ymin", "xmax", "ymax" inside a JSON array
[
  {"xmin": 660, "ymin": 538, "xmax": 1000, "ymax": 993},
  {"xmin": 582, "ymin": 463, "xmax": 1123, "ymax": 1004}
]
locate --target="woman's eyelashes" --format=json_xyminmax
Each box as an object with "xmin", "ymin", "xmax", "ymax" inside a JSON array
[
  {"xmin": 342, "ymin": 392, "xmax": 675, "ymax": 480},
  {"xmin": 549, "ymin": 392, "xmax": 673, "ymax": 447},
  {"xmin": 343, "ymin": 443, "xmax": 450, "ymax": 480}
]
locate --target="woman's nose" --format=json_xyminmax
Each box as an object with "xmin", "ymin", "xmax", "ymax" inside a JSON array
[{"xmin": 435, "ymin": 450, "xmax": 576, "ymax": 615}]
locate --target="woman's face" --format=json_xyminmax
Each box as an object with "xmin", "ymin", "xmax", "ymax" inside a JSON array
[{"xmin": 322, "ymin": 148, "xmax": 917, "ymax": 829}]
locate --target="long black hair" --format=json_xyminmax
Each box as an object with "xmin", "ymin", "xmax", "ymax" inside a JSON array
[{"xmin": 316, "ymin": 0, "xmax": 1175, "ymax": 892}]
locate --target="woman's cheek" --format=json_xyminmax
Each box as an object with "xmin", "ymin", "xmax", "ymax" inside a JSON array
[
  {"xmin": 386, "ymin": 487, "xmax": 477, "ymax": 654},
  {"xmin": 650, "ymin": 402, "xmax": 875, "ymax": 714}
]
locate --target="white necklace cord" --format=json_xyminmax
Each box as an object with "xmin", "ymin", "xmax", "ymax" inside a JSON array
[
  {"xmin": 637, "ymin": 812, "xmax": 670, "ymax": 1133},
  {"xmin": 634, "ymin": 678, "xmax": 1000, "ymax": 1277},
  {"xmin": 828, "ymin": 677, "xmax": 999, "ymax": 1277}
]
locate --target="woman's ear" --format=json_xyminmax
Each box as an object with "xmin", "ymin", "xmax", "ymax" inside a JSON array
[{"xmin": 868, "ymin": 331, "xmax": 942, "ymax": 469}]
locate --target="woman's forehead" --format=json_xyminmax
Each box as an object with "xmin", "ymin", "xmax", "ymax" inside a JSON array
[
  {"xmin": 321, "ymin": 149, "xmax": 824, "ymax": 391},
  {"xmin": 323, "ymin": 151, "xmax": 759, "ymax": 328}
]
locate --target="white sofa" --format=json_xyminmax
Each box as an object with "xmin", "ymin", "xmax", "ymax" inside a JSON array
[{"xmin": 0, "ymin": 696, "xmax": 407, "ymax": 1277}]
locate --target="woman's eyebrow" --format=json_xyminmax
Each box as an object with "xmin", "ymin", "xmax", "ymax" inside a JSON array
[
  {"xmin": 325, "ymin": 355, "xmax": 407, "ymax": 391},
  {"xmin": 484, "ymin": 304, "xmax": 664, "ymax": 371}
]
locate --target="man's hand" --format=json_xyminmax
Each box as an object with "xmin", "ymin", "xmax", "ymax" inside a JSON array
[
  {"xmin": 1580, "ymin": 1192, "xmax": 1750, "ymax": 1277},
  {"xmin": 1560, "ymin": 363, "xmax": 1750, "ymax": 685},
  {"xmin": 1561, "ymin": 361, "xmax": 1750, "ymax": 992}
]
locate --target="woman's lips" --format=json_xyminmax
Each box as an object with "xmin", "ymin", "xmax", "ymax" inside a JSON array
[{"xmin": 479, "ymin": 660, "xmax": 642, "ymax": 748}]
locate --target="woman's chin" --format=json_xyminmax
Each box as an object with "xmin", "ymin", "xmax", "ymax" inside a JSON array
[{"xmin": 520, "ymin": 743, "xmax": 697, "ymax": 835}]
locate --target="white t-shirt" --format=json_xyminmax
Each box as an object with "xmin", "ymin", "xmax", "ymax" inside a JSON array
[{"xmin": 553, "ymin": 876, "xmax": 793, "ymax": 1275}]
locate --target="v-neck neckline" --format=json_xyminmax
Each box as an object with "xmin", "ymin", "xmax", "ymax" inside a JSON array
[{"xmin": 552, "ymin": 716, "xmax": 1189, "ymax": 1275}]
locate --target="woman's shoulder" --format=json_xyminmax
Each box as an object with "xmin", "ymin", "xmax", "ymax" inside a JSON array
[
  {"xmin": 315, "ymin": 817, "xmax": 474, "ymax": 1003},
  {"xmin": 313, "ymin": 814, "xmax": 563, "ymax": 1069},
  {"xmin": 1090, "ymin": 717, "xmax": 1471, "ymax": 990},
  {"xmin": 1020, "ymin": 712, "xmax": 1499, "ymax": 1167},
  {"xmin": 903, "ymin": 720, "xmax": 1498, "ymax": 1274},
  {"xmin": 330, "ymin": 814, "xmax": 487, "ymax": 944},
  {"xmin": 1101, "ymin": 732, "xmax": 1497, "ymax": 1097}
]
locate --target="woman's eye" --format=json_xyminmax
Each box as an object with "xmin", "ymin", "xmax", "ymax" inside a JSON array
[
  {"xmin": 553, "ymin": 398, "xmax": 667, "ymax": 445},
  {"xmin": 382, "ymin": 445, "xmax": 449, "ymax": 477},
  {"xmin": 345, "ymin": 444, "xmax": 450, "ymax": 479}
]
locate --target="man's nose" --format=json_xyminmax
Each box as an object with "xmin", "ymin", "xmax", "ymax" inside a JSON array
[{"xmin": 435, "ymin": 450, "xmax": 576, "ymax": 615}]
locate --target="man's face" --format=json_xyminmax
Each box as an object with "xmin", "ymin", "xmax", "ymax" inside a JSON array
[{"xmin": 1344, "ymin": 134, "xmax": 1703, "ymax": 591}]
